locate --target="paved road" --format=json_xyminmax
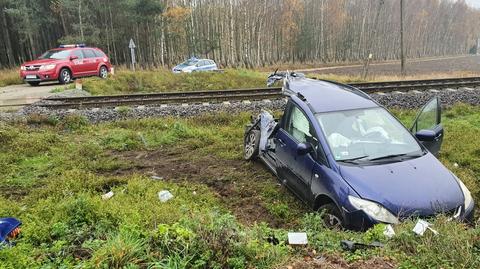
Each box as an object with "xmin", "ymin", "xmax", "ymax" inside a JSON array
[{"xmin": 0, "ymin": 82, "xmax": 67, "ymax": 107}]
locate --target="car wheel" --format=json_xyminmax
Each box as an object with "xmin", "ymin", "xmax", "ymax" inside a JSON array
[
  {"xmin": 58, "ymin": 68, "xmax": 71, "ymax": 84},
  {"xmin": 318, "ymin": 203, "xmax": 345, "ymax": 229},
  {"xmin": 27, "ymin": 82, "xmax": 40, "ymax": 87},
  {"xmin": 99, "ymin": 66, "xmax": 108, "ymax": 79},
  {"xmin": 244, "ymin": 129, "xmax": 260, "ymax": 161}
]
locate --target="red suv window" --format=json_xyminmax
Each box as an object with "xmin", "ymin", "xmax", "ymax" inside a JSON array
[
  {"xmin": 93, "ymin": 49, "xmax": 106, "ymax": 58},
  {"xmin": 83, "ymin": 49, "xmax": 96, "ymax": 58}
]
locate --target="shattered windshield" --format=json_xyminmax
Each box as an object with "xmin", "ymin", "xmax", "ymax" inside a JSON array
[
  {"xmin": 316, "ymin": 108, "xmax": 422, "ymax": 162},
  {"xmin": 39, "ymin": 50, "xmax": 71, "ymax": 60}
]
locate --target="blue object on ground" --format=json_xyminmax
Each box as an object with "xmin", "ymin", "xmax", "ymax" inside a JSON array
[{"xmin": 0, "ymin": 218, "xmax": 21, "ymax": 244}]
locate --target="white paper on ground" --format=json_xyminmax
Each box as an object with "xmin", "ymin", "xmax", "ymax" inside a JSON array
[
  {"xmin": 288, "ymin": 232, "xmax": 308, "ymax": 245},
  {"xmin": 101, "ymin": 191, "xmax": 114, "ymax": 200},
  {"xmin": 413, "ymin": 219, "xmax": 433, "ymax": 236},
  {"xmin": 158, "ymin": 190, "xmax": 174, "ymax": 202},
  {"xmin": 383, "ymin": 224, "xmax": 396, "ymax": 238}
]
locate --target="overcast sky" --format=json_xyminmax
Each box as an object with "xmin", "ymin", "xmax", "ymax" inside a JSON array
[{"xmin": 466, "ymin": 0, "xmax": 480, "ymax": 8}]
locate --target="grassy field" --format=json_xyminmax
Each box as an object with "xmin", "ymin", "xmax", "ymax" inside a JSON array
[
  {"xmin": 0, "ymin": 69, "xmax": 22, "ymax": 87},
  {"xmin": 81, "ymin": 69, "xmax": 269, "ymax": 95},
  {"xmin": 0, "ymin": 104, "xmax": 479, "ymax": 268}
]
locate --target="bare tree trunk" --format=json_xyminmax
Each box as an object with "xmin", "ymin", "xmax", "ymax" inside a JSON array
[
  {"xmin": 78, "ymin": 0, "xmax": 84, "ymax": 41},
  {"xmin": 0, "ymin": 9, "xmax": 14, "ymax": 66}
]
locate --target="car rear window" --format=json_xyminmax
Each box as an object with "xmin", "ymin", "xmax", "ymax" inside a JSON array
[
  {"xmin": 83, "ymin": 49, "xmax": 96, "ymax": 58},
  {"xmin": 93, "ymin": 49, "xmax": 106, "ymax": 58}
]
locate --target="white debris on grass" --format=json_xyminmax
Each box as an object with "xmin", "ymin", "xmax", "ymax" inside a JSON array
[
  {"xmin": 383, "ymin": 224, "xmax": 396, "ymax": 238},
  {"xmin": 288, "ymin": 232, "xmax": 308, "ymax": 245},
  {"xmin": 158, "ymin": 190, "xmax": 174, "ymax": 202},
  {"xmin": 413, "ymin": 219, "xmax": 439, "ymax": 236},
  {"xmin": 101, "ymin": 191, "xmax": 114, "ymax": 200}
]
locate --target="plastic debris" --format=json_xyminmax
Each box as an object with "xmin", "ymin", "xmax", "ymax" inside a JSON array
[
  {"xmin": 383, "ymin": 224, "xmax": 396, "ymax": 238},
  {"xmin": 158, "ymin": 190, "xmax": 174, "ymax": 202},
  {"xmin": 0, "ymin": 218, "xmax": 22, "ymax": 248},
  {"xmin": 340, "ymin": 240, "xmax": 384, "ymax": 251},
  {"xmin": 413, "ymin": 219, "xmax": 439, "ymax": 236},
  {"xmin": 101, "ymin": 191, "xmax": 114, "ymax": 200},
  {"xmin": 266, "ymin": 234, "xmax": 279, "ymax": 245},
  {"xmin": 454, "ymin": 162, "xmax": 459, "ymax": 168},
  {"xmin": 151, "ymin": 176, "xmax": 164, "ymax": 180},
  {"xmin": 288, "ymin": 232, "xmax": 308, "ymax": 245}
]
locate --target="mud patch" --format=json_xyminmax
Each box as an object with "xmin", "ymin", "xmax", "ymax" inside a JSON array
[
  {"xmin": 285, "ymin": 253, "xmax": 396, "ymax": 269},
  {"xmin": 0, "ymin": 185, "xmax": 30, "ymax": 200},
  {"xmin": 102, "ymin": 149, "xmax": 306, "ymax": 228}
]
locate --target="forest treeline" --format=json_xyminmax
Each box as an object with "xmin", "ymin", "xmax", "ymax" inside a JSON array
[{"xmin": 0, "ymin": 0, "xmax": 479, "ymax": 68}]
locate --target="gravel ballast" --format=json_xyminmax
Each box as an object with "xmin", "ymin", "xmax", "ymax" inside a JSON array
[{"xmin": 1, "ymin": 87, "xmax": 479, "ymax": 123}]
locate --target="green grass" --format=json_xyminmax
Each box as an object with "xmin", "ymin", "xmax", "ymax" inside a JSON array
[
  {"xmin": 0, "ymin": 105, "xmax": 479, "ymax": 268},
  {"xmin": 83, "ymin": 68, "xmax": 268, "ymax": 95}
]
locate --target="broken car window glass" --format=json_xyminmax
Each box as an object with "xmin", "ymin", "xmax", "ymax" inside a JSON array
[{"xmin": 317, "ymin": 107, "xmax": 421, "ymax": 161}]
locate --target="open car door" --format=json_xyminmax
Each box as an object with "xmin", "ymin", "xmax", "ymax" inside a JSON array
[{"xmin": 410, "ymin": 97, "xmax": 443, "ymax": 156}]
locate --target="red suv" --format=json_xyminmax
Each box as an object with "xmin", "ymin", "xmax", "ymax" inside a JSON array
[{"xmin": 20, "ymin": 44, "xmax": 112, "ymax": 86}]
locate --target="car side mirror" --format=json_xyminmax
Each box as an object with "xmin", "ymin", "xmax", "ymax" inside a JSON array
[
  {"xmin": 70, "ymin": 56, "xmax": 79, "ymax": 61},
  {"xmin": 415, "ymin": 129, "xmax": 437, "ymax": 142},
  {"xmin": 297, "ymin": 143, "xmax": 313, "ymax": 155}
]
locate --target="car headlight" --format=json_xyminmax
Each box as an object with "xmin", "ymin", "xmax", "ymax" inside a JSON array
[
  {"xmin": 348, "ymin": 195, "xmax": 399, "ymax": 224},
  {"xmin": 39, "ymin": 64, "xmax": 56, "ymax": 71},
  {"xmin": 20, "ymin": 66, "xmax": 27, "ymax": 71},
  {"xmin": 452, "ymin": 174, "xmax": 473, "ymax": 209}
]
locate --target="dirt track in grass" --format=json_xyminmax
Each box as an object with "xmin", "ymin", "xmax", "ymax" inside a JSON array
[{"xmin": 103, "ymin": 148, "xmax": 308, "ymax": 228}]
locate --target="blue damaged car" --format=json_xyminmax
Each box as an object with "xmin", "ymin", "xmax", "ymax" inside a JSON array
[
  {"xmin": 172, "ymin": 57, "xmax": 218, "ymax": 73},
  {"xmin": 244, "ymin": 72, "xmax": 474, "ymax": 230}
]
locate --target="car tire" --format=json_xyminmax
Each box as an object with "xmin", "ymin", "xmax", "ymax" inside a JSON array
[
  {"xmin": 244, "ymin": 129, "xmax": 260, "ymax": 161},
  {"xmin": 27, "ymin": 82, "xmax": 40, "ymax": 87},
  {"xmin": 318, "ymin": 203, "xmax": 345, "ymax": 229},
  {"xmin": 99, "ymin": 66, "xmax": 108, "ymax": 79},
  {"xmin": 58, "ymin": 68, "xmax": 71, "ymax": 84}
]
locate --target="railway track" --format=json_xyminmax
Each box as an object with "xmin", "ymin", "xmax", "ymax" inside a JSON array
[{"xmin": 37, "ymin": 76, "xmax": 480, "ymax": 109}]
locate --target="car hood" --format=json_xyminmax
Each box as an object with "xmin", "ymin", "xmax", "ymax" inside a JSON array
[
  {"xmin": 339, "ymin": 153, "xmax": 463, "ymax": 218},
  {"xmin": 23, "ymin": 59, "xmax": 63, "ymax": 66}
]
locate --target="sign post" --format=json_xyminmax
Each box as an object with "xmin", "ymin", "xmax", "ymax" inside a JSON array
[{"xmin": 129, "ymin": 39, "xmax": 136, "ymax": 71}]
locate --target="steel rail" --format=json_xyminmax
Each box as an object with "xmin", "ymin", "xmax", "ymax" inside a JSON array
[{"xmin": 34, "ymin": 76, "xmax": 480, "ymax": 109}]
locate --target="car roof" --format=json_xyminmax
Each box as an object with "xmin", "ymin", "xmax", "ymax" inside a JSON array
[{"xmin": 286, "ymin": 77, "xmax": 378, "ymax": 113}]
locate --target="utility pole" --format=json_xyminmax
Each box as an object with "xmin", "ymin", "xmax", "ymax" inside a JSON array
[{"xmin": 400, "ymin": 0, "xmax": 406, "ymax": 76}]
